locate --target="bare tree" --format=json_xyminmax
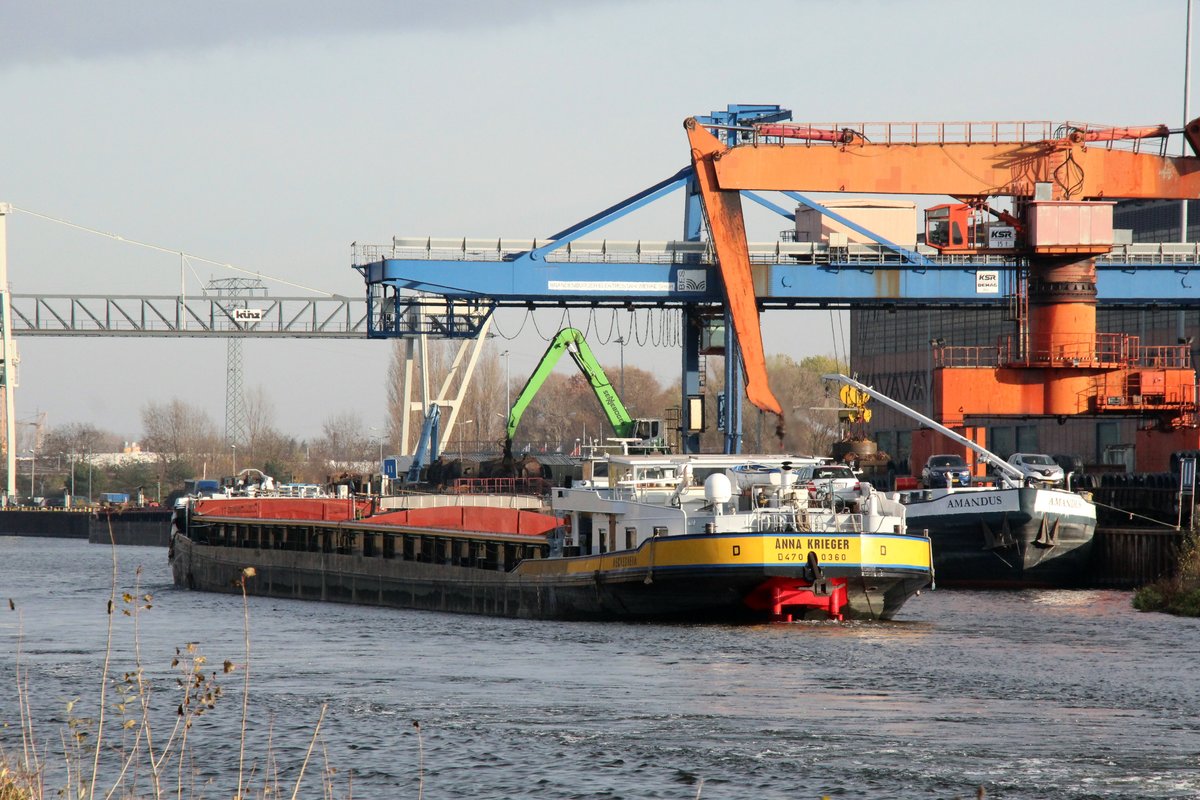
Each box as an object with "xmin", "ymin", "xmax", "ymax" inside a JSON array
[
  {"xmin": 704, "ymin": 354, "xmax": 845, "ymax": 455},
  {"xmin": 243, "ymin": 385, "xmax": 279, "ymax": 459},
  {"xmin": 140, "ymin": 399, "xmax": 219, "ymax": 481},
  {"xmin": 41, "ymin": 422, "xmax": 111, "ymax": 461},
  {"xmin": 508, "ymin": 363, "xmax": 675, "ymax": 451},
  {"xmin": 313, "ymin": 410, "xmax": 371, "ymax": 469}
]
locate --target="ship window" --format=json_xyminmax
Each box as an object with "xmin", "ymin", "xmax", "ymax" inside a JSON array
[
  {"xmin": 625, "ymin": 527, "xmax": 636, "ymax": 549},
  {"xmin": 598, "ymin": 529, "xmax": 608, "ymax": 553},
  {"xmin": 653, "ymin": 526, "xmax": 668, "ymax": 537}
]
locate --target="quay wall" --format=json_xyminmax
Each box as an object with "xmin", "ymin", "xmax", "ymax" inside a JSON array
[
  {"xmin": 0, "ymin": 510, "xmax": 90, "ymax": 538},
  {"xmin": 1089, "ymin": 526, "xmax": 1186, "ymax": 589},
  {"xmin": 0, "ymin": 509, "xmax": 171, "ymax": 546},
  {"xmin": 88, "ymin": 510, "xmax": 173, "ymax": 547}
]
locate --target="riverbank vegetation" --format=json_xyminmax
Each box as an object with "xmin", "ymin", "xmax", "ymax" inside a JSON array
[
  {"xmin": 1, "ymin": 560, "xmax": 340, "ymax": 800},
  {"xmin": 1133, "ymin": 527, "xmax": 1200, "ymax": 616}
]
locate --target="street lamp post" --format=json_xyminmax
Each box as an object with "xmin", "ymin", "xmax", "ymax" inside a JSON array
[
  {"xmin": 26, "ymin": 449, "xmax": 34, "ymax": 500},
  {"xmin": 501, "ymin": 350, "xmax": 511, "ymax": 412},
  {"xmin": 231, "ymin": 444, "xmax": 237, "ymax": 476},
  {"xmin": 616, "ymin": 336, "xmax": 627, "ymax": 397}
]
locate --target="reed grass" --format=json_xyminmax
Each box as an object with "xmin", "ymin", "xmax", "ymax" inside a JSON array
[{"xmin": 1, "ymin": 529, "xmax": 339, "ymax": 800}]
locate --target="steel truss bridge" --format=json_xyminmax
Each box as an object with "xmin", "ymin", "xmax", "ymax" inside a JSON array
[{"xmin": 7, "ymin": 293, "xmax": 368, "ymax": 337}]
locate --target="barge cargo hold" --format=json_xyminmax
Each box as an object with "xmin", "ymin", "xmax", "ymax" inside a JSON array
[{"xmin": 170, "ymin": 456, "xmax": 934, "ymax": 623}]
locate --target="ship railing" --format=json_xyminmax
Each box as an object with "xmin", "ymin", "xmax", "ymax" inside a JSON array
[
  {"xmin": 934, "ymin": 333, "xmax": 1193, "ymax": 370},
  {"xmin": 610, "ymin": 477, "xmax": 686, "ymax": 501},
  {"xmin": 750, "ymin": 120, "xmax": 1166, "ymax": 154},
  {"xmin": 750, "ymin": 509, "xmax": 802, "ymax": 532},
  {"xmin": 803, "ymin": 507, "xmax": 865, "ymax": 533},
  {"xmin": 448, "ymin": 477, "xmax": 552, "ymax": 497}
]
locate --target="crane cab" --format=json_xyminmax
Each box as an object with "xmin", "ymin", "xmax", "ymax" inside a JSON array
[{"xmin": 924, "ymin": 203, "xmax": 982, "ymax": 252}]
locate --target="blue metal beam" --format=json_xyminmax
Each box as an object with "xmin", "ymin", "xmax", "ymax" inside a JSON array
[
  {"xmin": 365, "ymin": 259, "xmax": 1200, "ymax": 305},
  {"xmin": 535, "ymin": 168, "xmax": 691, "ymax": 258},
  {"xmin": 367, "ymin": 259, "xmax": 720, "ymax": 302},
  {"xmin": 694, "ymin": 104, "xmax": 792, "ymax": 146}
]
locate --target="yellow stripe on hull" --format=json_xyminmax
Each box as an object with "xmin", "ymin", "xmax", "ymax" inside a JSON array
[{"xmin": 514, "ymin": 532, "xmax": 932, "ymax": 577}]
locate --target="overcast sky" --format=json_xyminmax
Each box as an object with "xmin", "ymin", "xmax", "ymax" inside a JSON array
[{"xmin": 0, "ymin": 0, "xmax": 1191, "ymax": 444}]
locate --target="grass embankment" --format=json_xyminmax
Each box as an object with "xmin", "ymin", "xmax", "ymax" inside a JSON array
[{"xmin": 1133, "ymin": 529, "xmax": 1200, "ymax": 616}]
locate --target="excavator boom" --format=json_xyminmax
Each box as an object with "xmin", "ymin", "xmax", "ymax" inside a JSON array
[{"xmin": 506, "ymin": 328, "xmax": 636, "ymax": 449}]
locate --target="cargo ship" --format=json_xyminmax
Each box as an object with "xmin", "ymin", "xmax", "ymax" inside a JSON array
[
  {"xmin": 826, "ymin": 374, "xmax": 1097, "ymax": 588},
  {"xmin": 169, "ymin": 454, "xmax": 934, "ymax": 623},
  {"xmin": 896, "ymin": 484, "xmax": 1096, "ymax": 587}
]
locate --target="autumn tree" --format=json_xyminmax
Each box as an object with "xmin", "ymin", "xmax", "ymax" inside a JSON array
[
  {"xmin": 508, "ymin": 364, "xmax": 676, "ymax": 451},
  {"xmin": 700, "ymin": 353, "xmax": 845, "ymax": 455}
]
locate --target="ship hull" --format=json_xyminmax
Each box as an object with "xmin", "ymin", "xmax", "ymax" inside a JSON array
[
  {"xmin": 170, "ymin": 509, "xmax": 932, "ymax": 622},
  {"xmin": 900, "ymin": 487, "xmax": 1096, "ymax": 588}
]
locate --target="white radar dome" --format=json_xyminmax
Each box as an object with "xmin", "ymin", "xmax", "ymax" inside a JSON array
[{"xmin": 704, "ymin": 473, "xmax": 733, "ymax": 505}]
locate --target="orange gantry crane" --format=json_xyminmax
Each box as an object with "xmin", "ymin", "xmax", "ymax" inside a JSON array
[{"xmin": 685, "ymin": 116, "xmax": 1200, "ymax": 471}]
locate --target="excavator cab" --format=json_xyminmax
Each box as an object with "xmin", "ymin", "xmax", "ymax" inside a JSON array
[{"xmin": 632, "ymin": 419, "xmax": 661, "ymax": 441}]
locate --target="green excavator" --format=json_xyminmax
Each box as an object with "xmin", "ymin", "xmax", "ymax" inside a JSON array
[{"xmin": 504, "ymin": 328, "xmax": 667, "ymax": 459}]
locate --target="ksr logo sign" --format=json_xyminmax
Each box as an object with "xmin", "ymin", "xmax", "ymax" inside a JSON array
[
  {"xmin": 975, "ymin": 270, "xmax": 1000, "ymax": 294},
  {"xmin": 988, "ymin": 226, "xmax": 1016, "ymax": 248}
]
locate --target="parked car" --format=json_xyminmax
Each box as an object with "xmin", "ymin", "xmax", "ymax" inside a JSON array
[
  {"xmin": 1007, "ymin": 453, "xmax": 1066, "ymax": 486},
  {"xmin": 921, "ymin": 454, "xmax": 972, "ymax": 488},
  {"xmin": 796, "ymin": 464, "xmax": 863, "ymax": 504}
]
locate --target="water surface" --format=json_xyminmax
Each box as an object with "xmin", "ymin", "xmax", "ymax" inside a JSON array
[{"xmin": 2, "ymin": 537, "xmax": 1198, "ymax": 799}]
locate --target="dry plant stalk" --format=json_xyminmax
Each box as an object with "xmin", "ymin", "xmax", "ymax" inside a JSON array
[{"xmin": 4, "ymin": 535, "xmax": 340, "ymax": 800}]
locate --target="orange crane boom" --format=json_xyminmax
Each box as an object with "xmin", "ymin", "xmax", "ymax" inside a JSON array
[
  {"xmin": 685, "ymin": 114, "xmax": 1200, "ymax": 468},
  {"xmin": 686, "ymin": 118, "xmax": 782, "ymax": 416},
  {"xmin": 696, "ymin": 120, "xmax": 1199, "ymax": 200}
]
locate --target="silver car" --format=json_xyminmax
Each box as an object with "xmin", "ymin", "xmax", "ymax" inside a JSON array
[{"xmin": 1007, "ymin": 453, "xmax": 1066, "ymax": 486}]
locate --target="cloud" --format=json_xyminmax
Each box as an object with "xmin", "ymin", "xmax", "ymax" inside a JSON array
[{"xmin": 1, "ymin": 1, "xmax": 624, "ymax": 66}]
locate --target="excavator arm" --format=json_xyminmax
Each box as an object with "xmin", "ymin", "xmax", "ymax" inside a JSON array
[{"xmin": 505, "ymin": 328, "xmax": 635, "ymax": 453}]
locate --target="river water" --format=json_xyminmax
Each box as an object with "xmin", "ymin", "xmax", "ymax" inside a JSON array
[{"xmin": 1, "ymin": 536, "xmax": 1198, "ymax": 800}]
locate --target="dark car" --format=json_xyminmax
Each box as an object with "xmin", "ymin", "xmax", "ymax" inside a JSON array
[{"xmin": 921, "ymin": 454, "xmax": 972, "ymax": 488}]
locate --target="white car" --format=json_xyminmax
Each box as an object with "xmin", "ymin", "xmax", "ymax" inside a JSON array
[
  {"xmin": 797, "ymin": 464, "xmax": 863, "ymax": 505},
  {"xmin": 1007, "ymin": 453, "xmax": 1066, "ymax": 486}
]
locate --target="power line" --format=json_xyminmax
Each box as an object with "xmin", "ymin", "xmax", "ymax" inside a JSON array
[{"xmin": 9, "ymin": 205, "xmax": 337, "ymax": 297}]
